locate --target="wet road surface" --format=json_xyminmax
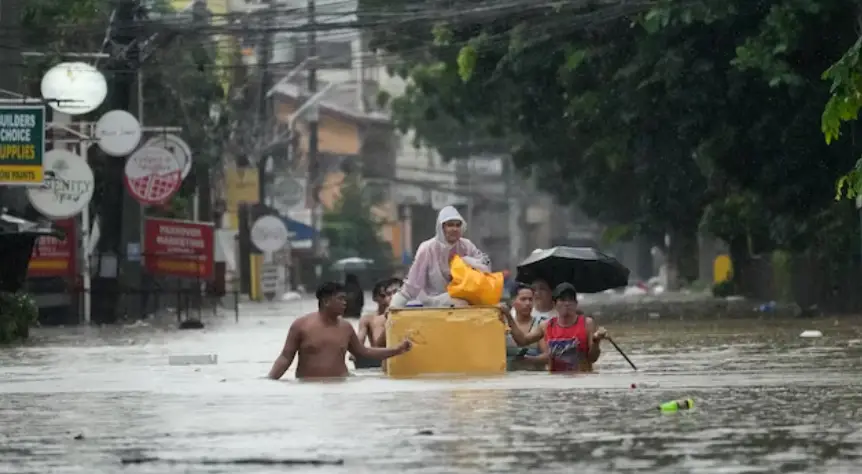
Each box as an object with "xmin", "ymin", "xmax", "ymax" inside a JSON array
[{"xmin": 1, "ymin": 300, "xmax": 861, "ymax": 473}]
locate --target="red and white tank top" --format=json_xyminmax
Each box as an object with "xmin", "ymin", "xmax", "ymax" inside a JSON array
[{"xmin": 544, "ymin": 315, "xmax": 590, "ymax": 372}]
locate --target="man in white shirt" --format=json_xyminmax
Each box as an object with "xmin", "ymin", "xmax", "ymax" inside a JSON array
[{"xmin": 531, "ymin": 279, "xmax": 557, "ymax": 321}]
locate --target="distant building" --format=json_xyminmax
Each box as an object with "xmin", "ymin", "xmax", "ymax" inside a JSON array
[
  {"xmin": 225, "ymin": 0, "xmax": 603, "ymax": 272},
  {"xmin": 268, "ymin": 77, "xmax": 397, "ymax": 255}
]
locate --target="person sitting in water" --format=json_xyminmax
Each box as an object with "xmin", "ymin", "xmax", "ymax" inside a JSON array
[
  {"xmin": 501, "ymin": 283, "xmax": 607, "ymax": 373},
  {"xmin": 506, "ymin": 284, "xmax": 548, "ymax": 371},
  {"xmin": 267, "ymin": 281, "xmax": 412, "ymax": 380},
  {"xmin": 352, "ymin": 278, "xmax": 401, "ymax": 368},
  {"xmin": 390, "ymin": 205, "xmax": 490, "ymax": 309}
]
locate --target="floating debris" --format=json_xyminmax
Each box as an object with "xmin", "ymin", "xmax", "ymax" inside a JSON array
[
  {"xmin": 178, "ymin": 319, "xmax": 205, "ymax": 330},
  {"xmin": 168, "ymin": 354, "xmax": 218, "ymax": 366},
  {"xmin": 120, "ymin": 456, "xmax": 344, "ymax": 466},
  {"xmin": 799, "ymin": 330, "xmax": 823, "ymax": 338},
  {"xmin": 658, "ymin": 399, "xmax": 694, "ymax": 412}
]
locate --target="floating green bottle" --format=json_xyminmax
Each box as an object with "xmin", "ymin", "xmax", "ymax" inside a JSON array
[{"xmin": 658, "ymin": 399, "xmax": 694, "ymax": 412}]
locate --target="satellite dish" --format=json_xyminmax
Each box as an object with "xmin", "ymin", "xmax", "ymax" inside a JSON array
[
  {"xmin": 40, "ymin": 62, "xmax": 107, "ymax": 115},
  {"xmin": 95, "ymin": 110, "xmax": 142, "ymax": 156}
]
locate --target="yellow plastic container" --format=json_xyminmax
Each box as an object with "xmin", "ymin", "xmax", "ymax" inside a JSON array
[{"xmin": 384, "ymin": 306, "xmax": 507, "ymax": 378}]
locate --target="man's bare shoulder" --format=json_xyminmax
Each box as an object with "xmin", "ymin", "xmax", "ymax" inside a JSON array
[
  {"xmin": 291, "ymin": 312, "xmax": 318, "ymax": 329},
  {"xmin": 338, "ymin": 317, "xmax": 358, "ymax": 334}
]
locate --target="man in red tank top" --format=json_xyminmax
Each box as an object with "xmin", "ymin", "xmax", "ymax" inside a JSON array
[{"xmin": 502, "ymin": 283, "xmax": 607, "ymax": 372}]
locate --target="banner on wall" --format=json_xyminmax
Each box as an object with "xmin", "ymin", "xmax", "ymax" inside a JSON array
[
  {"xmin": 144, "ymin": 217, "xmax": 214, "ymax": 279},
  {"xmin": 27, "ymin": 218, "xmax": 77, "ymax": 278}
]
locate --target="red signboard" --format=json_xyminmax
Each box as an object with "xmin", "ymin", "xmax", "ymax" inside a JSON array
[
  {"xmin": 28, "ymin": 218, "xmax": 77, "ymax": 278},
  {"xmin": 143, "ymin": 217, "xmax": 214, "ymax": 279}
]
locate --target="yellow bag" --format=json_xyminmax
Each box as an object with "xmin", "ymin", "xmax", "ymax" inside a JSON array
[{"xmin": 447, "ymin": 255, "xmax": 504, "ymax": 306}]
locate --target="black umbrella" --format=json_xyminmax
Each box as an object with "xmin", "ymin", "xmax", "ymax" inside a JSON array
[{"xmin": 516, "ymin": 246, "xmax": 630, "ymax": 293}]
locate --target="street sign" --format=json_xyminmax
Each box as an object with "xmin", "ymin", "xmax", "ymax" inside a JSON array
[
  {"xmin": 124, "ymin": 146, "xmax": 182, "ymax": 205},
  {"xmin": 96, "ymin": 110, "xmax": 142, "ymax": 156},
  {"xmin": 261, "ymin": 264, "xmax": 280, "ymax": 292},
  {"xmin": 0, "ymin": 105, "xmax": 45, "ymax": 185},
  {"xmin": 27, "ymin": 218, "xmax": 77, "ymax": 278},
  {"xmin": 40, "ymin": 62, "xmax": 107, "ymax": 115},
  {"xmin": 143, "ymin": 217, "xmax": 214, "ymax": 279},
  {"xmin": 272, "ymin": 175, "xmax": 305, "ymax": 210},
  {"xmin": 26, "ymin": 149, "xmax": 94, "ymax": 218},
  {"xmin": 144, "ymin": 134, "xmax": 192, "ymax": 178},
  {"xmin": 251, "ymin": 215, "xmax": 289, "ymax": 253},
  {"xmin": 261, "ymin": 263, "xmax": 283, "ymax": 301}
]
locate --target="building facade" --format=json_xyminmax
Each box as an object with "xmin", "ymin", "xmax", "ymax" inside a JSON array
[{"xmin": 223, "ymin": 0, "xmax": 604, "ymax": 275}]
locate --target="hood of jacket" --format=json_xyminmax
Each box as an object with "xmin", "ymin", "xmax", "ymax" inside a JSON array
[{"xmin": 435, "ymin": 205, "xmax": 465, "ymax": 247}]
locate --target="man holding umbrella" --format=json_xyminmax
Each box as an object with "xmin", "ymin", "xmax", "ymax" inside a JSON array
[{"xmin": 502, "ymin": 283, "xmax": 607, "ymax": 373}]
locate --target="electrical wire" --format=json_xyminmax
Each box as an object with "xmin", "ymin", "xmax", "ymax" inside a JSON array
[
  {"xmin": 2, "ymin": 0, "xmax": 656, "ymax": 36},
  {"xmin": 1, "ymin": 0, "xmax": 663, "ymax": 174},
  {"xmin": 0, "ymin": 1, "xmax": 659, "ymax": 75}
]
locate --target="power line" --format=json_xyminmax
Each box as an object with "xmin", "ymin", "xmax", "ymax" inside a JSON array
[
  {"xmin": 2, "ymin": 4, "xmax": 657, "ymax": 74},
  {"xmin": 6, "ymin": 0, "xmax": 656, "ymax": 36},
  {"xmin": 4, "ymin": 0, "xmax": 663, "ymax": 173}
]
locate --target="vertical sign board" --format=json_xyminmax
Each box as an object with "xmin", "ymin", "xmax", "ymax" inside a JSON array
[
  {"xmin": 143, "ymin": 217, "xmax": 214, "ymax": 279},
  {"xmin": 0, "ymin": 105, "xmax": 45, "ymax": 185},
  {"xmin": 27, "ymin": 218, "xmax": 77, "ymax": 278}
]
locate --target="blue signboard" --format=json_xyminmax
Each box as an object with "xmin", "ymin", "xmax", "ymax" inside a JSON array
[{"xmin": 280, "ymin": 216, "xmax": 316, "ymax": 242}]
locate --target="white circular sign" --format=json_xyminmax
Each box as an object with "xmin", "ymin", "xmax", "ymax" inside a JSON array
[
  {"xmin": 26, "ymin": 149, "xmax": 94, "ymax": 218},
  {"xmin": 40, "ymin": 62, "xmax": 107, "ymax": 115},
  {"xmin": 251, "ymin": 215, "xmax": 289, "ymax": 253},
  {"xmin": 144, "ymin": 134, "xmax": 192, "ymax": 178},
  {"xmin": 95, "ymin": 110, "xmax": 142, "ymax": 156},
  {"xmin": 275, "ymin": 176, "xmax": 305, "ymax": 208},
  {"xmin": 124, "ymin": 146, "xmax": 183, "ymax": 205}
]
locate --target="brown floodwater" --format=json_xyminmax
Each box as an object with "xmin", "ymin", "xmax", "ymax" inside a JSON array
[{"xmin": 1, "ymin": 299, "xmax": 861, "ymax": 473}]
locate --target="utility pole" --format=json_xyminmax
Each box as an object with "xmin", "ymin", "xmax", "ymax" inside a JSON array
[
  {"xmin": 307, "ymin": 0, "xmax": 321, "ymax": 282},
  {"xmin": 256, "ymin": 0, "xmax": 274, "ymax": 205},
  {"xmin": 97, "ymin": 0, "xmax": 141, "ymax": 323}
]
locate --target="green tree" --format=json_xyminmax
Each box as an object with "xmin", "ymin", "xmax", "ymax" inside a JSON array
[
  {"xmin": 322, "ymin": 174, "xmax": 393, "ymax": 267},
  {"xmin": 0, "ymin": 292, "xmax": 38, "ymax": 344},
  {"xmin": 819, "ymin": 4, "xmax": 862, "ymax": 199},
  {"xmin": 363, "ymin": 1, "xmax": 718, "ymax": 281},
  {"xmin": 362, "ymin": 0, "xmax": 862, "ymax": 286}
]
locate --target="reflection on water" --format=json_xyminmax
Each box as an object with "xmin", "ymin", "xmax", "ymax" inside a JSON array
[{"xmin": 1, "ymin": 305, "xmax": 861, "ymax": 473}]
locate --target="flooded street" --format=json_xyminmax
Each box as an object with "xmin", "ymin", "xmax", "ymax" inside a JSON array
[{"xmin": 2, "ymin": 301, "xmax": 861, "ymax": 473}]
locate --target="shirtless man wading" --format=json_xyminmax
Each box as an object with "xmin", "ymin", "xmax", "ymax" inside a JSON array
[
  {"xmin": 359, "ymin": 279, "xmax": 401, "ymax": 345},
  {"xmin": 267, "ymin": 281, "xmax": 413, "ymax": 380},
  {"xmin": 352, "ymin": 278, "xmax": 401, "ymax": 368}
]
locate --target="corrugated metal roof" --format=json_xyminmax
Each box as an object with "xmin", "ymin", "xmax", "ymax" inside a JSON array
[{"xmin": 270, "ymin": 80, "xmax": 389, "ymax": 124}]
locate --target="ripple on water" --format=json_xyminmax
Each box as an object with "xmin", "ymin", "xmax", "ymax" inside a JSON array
[{"xmin": 0, "ymin": 316, "xmax": 861, "ymax": 473}]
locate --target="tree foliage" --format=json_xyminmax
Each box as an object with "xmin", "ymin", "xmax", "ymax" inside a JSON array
[
  {"xmin": 322, "ymin": 174, "xmax": 393, "ymax": 266},
  {"xmin": 0, "ymin": 292, "xmax": 38, "ymax": 344},
  {"xmin": 362, "ymin": 0, "xmax": 862, "ymax": 282}
]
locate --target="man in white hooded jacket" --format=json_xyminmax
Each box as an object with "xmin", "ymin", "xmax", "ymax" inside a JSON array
[{"xmin": 390, "ymin": 206, "xmax": 490, "ymax": 309}]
